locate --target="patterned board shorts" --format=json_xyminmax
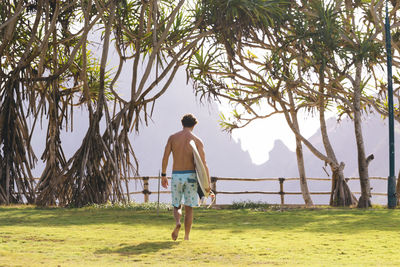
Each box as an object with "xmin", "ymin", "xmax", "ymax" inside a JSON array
[{"xmin": 171, "ymin": 170, "xmax": 198, "ymax": 208}]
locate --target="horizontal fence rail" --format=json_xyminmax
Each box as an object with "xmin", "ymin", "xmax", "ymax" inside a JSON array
[{"xmin": 127, "ymin": 176, "xmax": 389, "ymax": 205}]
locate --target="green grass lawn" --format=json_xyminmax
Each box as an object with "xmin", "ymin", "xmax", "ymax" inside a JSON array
[{"xmin": 1, "ymin": 204, "xmax": 400, "ymax": 266}]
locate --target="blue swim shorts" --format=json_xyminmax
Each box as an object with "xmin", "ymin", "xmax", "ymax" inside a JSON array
[{"xmin": 171, "ymin": 170, "xmax": 198, "ymax": 208}]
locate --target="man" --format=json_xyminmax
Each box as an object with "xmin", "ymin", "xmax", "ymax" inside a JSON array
[{"xmin": 161, "ymin": 114, "xmax": 210, "ymax": 241}]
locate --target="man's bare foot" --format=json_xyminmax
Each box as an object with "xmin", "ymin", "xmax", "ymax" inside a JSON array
[{"xmin": 171, "ymin": 224, "xmax": 181, "ymax": 241}]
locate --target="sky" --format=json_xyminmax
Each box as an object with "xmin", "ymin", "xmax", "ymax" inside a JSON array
[
  {"xmin": 217, "ymin": 102, "xmax": 325, "ymax": 165},
  {"xmin": 86, "ymin": 26, "xmax": 333, "ymax": 168}
]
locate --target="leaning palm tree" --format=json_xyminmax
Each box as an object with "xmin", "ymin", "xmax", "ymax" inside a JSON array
[
  {"xmin": 190, "ymin": 0, "xmax": 320, "ymax": 206},
  {"xmin": 287, "ymin": 0, "xmax": 358, "ymax": 206}
]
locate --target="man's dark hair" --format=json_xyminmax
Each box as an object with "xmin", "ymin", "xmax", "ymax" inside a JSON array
[{"xmin": 181, "ymin": 114, "xmax": 198, "ymax": 128}]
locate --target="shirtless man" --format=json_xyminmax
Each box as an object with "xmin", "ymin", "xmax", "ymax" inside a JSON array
[{"xmin": 161, "ymin": 114, "xmax": 210, "ymax": 241}]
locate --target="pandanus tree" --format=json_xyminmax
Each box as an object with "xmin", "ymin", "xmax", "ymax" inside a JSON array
[
  {"xmin": 303, "ymin": 0, "xmax": 386, "ymax": 207},
  {"xmin": 1, "ymin": 0, "xmax": 209, "ymax": 206},
  {"xmin": 0, "ymin": 0, "xmax": 71, "ymax": 204},
  {"xmin": 190, "ymin": 0, "xmax": 318, "ymax": 206},
  {"xmin": 287, "ymin": 0, "xmax": 360, "ymax": 206},
  {"xmin": 189, "ymin": 0, "xmax": 364, "ymax": 206},
  {"xmin": 59, "ymin": 0, "xmax": 209, "ymax": 207},
  {"xmin": 1, "ymin": 0, "xmax": 115, "ymax": 205},
  {"xmin": 36, "ymin": 0, "xmax": 210, "ymax": 207},
  {"xmin": 36, "ymin": 0, "xmax": 118, "ymax": 206},
  {"xmin": 285, "ymin": 0, "xmax": 386, "ymax": 207},
  {"xmin": 330, "ymin": 0, "xmax": 384, "ymax": 207},
  {"xmin": 356, "ymin": 0, "xmax": 400, "ymax": 205}
]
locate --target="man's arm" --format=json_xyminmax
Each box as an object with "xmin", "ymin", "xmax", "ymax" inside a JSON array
[
  {"xmin": 161, "ymin": 136, "xmax": 172, "ymax": 189},
  {"xmin": 196, "ymin": 139, "xmax": 211, "ymax": 191}
]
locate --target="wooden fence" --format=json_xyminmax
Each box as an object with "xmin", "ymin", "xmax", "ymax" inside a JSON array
[{"xmin": 128, "ymin": 176, "xmax": 388, "ymax": 205}]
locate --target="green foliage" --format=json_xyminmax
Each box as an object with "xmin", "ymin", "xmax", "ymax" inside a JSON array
[
  {"xmin": 200, "ymin": 0, "xmax": 288, "ymax": 55},
  {"xmin": 190, "ymin": 47, "xmax": 221, "ymax": 77},
  {"xmin": 289, "ymin": 0, "xmax": 343, "ymax": 68},
  {"xmin": 353, "ymin": 35, "xmax": 384, "ymax": 67},
  {"xmin": 115, "ymin": 0, "xmax": 198, "ymax": 60},
  {"xmin": 218, "ymin": 112, "xmax": 239, "ymax": 132},
  {"xmin": 229, "ymin": 200, "xmax": 270, "ymax": 210},
  {"xmin": 86, "ymin": 201, "xmax": 172, "ymax": 211},
  {"xmin": 76, "ymin": 50, "xmax": 114, "ymax": 102}
]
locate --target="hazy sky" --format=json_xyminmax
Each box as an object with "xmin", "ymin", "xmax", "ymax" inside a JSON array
[
  {"xmin": 217, "ymin": 102, "xmax": 325, "ymax": 165},
  {"xmin": 87, "ymin": 29, "xmax": 330, "ymax": 167}
]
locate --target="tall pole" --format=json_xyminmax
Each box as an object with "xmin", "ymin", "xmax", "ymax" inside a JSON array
[
  {"xmin": 157, "ymin": 171, "xmax": 161, "ymax": 216},
  {"xmin": 385, "ymin": 1, "xmax": 397, "ymax": 208}
]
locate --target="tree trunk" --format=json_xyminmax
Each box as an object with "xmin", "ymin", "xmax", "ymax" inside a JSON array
[
  {"xmin": 0, "ymin": 79, "xmax": 36, "ymax": 204},
  {"xmin": 5, "ymin": 160, "xmax": 10, "ymax": 204},
  {"xmin": 396, "ymin": 169, "xmax": 400, "ymax": 206},
  {"xmin": 288, "ymin": 88, "xmax": 313, "ymax": 206},
  {"xmin": 56, "ymin": 1, "xmax": 118, "ymax": 207},
  {"xmin": 318, "ymin": 66, "xmax": 357, "ymax": 206},
  {"xmin": 353, "ymin": 62, "xmax": 371, "ymax": 208},
  {"xmin": 331, "ymin": 163, "xmax": 358, "ymax": 206},
  {"xmin": 295, "ymin": 135, "xmax": 313, "ymax": 206},
  {"xmin": 35, "ymin": 27, "xmax": 67, "ymax": 206}
]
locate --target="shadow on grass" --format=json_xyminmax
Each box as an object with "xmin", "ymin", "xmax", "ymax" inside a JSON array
[
  {"xmin": 0, "ymin": 206, "xmax": 171, "ymax": 227},
  {"xmin": 1, "ymin": 206, "xmax": 400, "ymax": 234},
  {"xmin": 95, "ymin": 241, "xmax": 178, "ymax": 256}
]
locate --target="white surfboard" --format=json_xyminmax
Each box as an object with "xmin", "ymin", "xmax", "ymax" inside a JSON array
[{"xmin": 189, "ymin": 140, "xmax": 210, "ymax": 198}]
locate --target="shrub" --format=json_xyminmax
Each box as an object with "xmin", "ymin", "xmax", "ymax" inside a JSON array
[
  {"xmin": 229, "ymin": 200, "xmax": 270, "ymax": 210},
  {"xmin": 85, "ymin": 201, "xmax": 172, "ymax": 211}
]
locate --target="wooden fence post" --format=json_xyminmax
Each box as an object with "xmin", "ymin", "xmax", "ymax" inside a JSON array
[
  {"xmin": 279, "ymin": 178, "xmax": 285, "ymax": 206},
  {"xmin": 143, "ymin": 177, "xmax": 150, "ymax": 203},
  {"xmin": 211, "ymin": 177, "xmax": 217, "ymax": 205}
]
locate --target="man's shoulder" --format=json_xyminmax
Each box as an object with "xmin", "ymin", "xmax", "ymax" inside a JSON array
[
  {"xmin": 168, "ymin": 131, "xmax": 183, "ymax": 142},
  {"xmin": 169, "ymin": 131, "xmax": 182, "ymax": 138},
  {"xmin": 191, "ymin": 134, "xmax": 204, "ymax": 146},
  {"xmin": 168, "ymin": 130, "xmax": 203, "ymax": 144}
]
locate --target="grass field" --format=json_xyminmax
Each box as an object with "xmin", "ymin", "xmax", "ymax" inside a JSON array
[{"xmin": 1, "ymin": 204, "xmax": 400, "ymax": 266}]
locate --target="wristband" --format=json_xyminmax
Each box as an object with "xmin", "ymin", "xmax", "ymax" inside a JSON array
[{"xmin": 161, "ymin": 173, "xmax": 166, "ymax": 177}]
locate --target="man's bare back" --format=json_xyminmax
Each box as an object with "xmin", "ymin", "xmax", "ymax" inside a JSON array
[
  {"xmin": 168, "ymin": 130, "xmax": 198, "ymax": 171},
  {"xmin": 162, "ymin": 129, "xmax": 208, "ymax": 177}
]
